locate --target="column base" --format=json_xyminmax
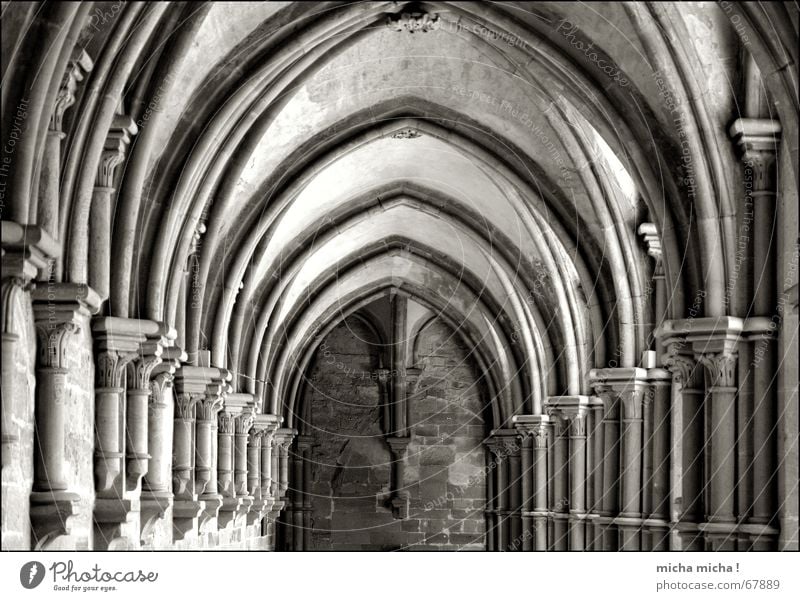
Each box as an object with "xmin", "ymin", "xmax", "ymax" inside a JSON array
[
  {"xmin": 247, "ymin": 497, "xmax": 270, "ymax": 526},
  {"xmin": 614, "ymin": 515, "xmax": 643, "ymax": 550},
  {"xmin": 93, "ymin": 497, "xmax": 140, "ymax": 550},
  {"xmin": 199, "ymin": 494, "xmax": 223, "ymax": 530},
  {"xmin": 30, "ymin": 490, "xmax": 81, "ymax": 550},
  {"xmin": 173, "ymin": 499, "xmax": 205, "ymax": 541},
  {"xmin": 140, "ymin": 490, "xmax": 173, "ymax": 546}
]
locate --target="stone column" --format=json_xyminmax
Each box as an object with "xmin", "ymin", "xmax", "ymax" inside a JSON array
[
  {"xmin": 171, "ymin": 381, "xmax": 202, "ymax": 541},
  {"xmin": 140, "ymin": 346, "xmax": 182, "ymax": 545},
  {"xmin": 548, "ymin": 414, "xmax": 569, "ymax": 550},
  {"xmin": 387, "ymin": 436, "xmax": 411, "ymax": 519},
  {"xmin": 588, "ymin": 395, "xmax": 606, "ymax": 550},
  {"xmin": 662, "ymin": 342, "xmax": 704, "ymax": 550},
  {"xmin": 92, "ymin": 319, "xmax": 143, "ymax": 550},
  {"xmin": 292, "ymin": 435, "xmax": 313, "ymax": 550},
  {"xmin": 217, "ymin": 410, "xmax": 239, "ymax": 527},
  {"xmin": 730, "ymin": 119, "xmax": 782, "ymax": 536},
  {"xmin": 697, "ymin": 351, "xmax": 739, "ymax": 521},
  {"xmin": 545, "ymin": 397, "xmax": 591, "ymax": 551},
  {"xmin": 196, "ymin": 379, "xmax": 228, "ymax": 529},
  {"xmin": 125, "ymin": 337, "xmax": 164, "ymax": 492},
  {"xmin": 89, "ymin": 115, "xmax": 138, "ymax": 302},
  {"xmin": 273, "ymin": 427, "xmax": 296, "ymax": 548},
  {"xmin": 486, "ymin": 430, "xmax": 519, "ymax": 551},
  {"xmin": 513, "ymin": 415, "xmax": 551, "ymax": 551},
  {"xmin": 391, "ymin": 293, "xmax": 408, "ymax": 436},
  {"xmin": 37, "ymin": 52, "xmax": 93, "ymax": 243},
  {"xmin": 590, "ymin": 369, "xmax": 649, "ymax": 550},
  {"xmin": 234, "ymin": 407, "xmax": 256, "ymax": 519},
  {"xmin": 644, "ymin": 368, "xmax": 672, "ymax": 550},
  {"xmin": 258, "ymin": 415, "xmax": 282, "ymax": 549},
  {"xmin": 22, "ymin": 243, "xmax": 97, "ymax": 548},
  {"xmin": 661, "ymin": 317, "xmax": 744, "ymax": 550},
  {"xmin": 254, "ymin": 415, "xmax": 281, "ymax": 530},
  {"xmin": 590, "ymin": 382, "xmax": 620, "ymax": 550}
]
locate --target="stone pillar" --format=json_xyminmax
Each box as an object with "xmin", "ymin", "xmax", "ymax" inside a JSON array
[
  {"xmin": 171, "ymin": 366, "xmax": 231, "ymax": 540},
  {"xmin": 197, "ymin": 378, "xmax": 229, "ymax": 530},
  {"xmin": 37, "ymin": 51, "xmax": 93, "ymax": 243},
  {"xmin": 661, "ymin": 317, "xmax": 747, "ymax": 550},
  {"xmin": 662, "ymin": 342, "xmax": 704, "ymax": 550},
  {"xmin": 259, "ymin": 415, "xmax": 282, "ymax": 549},
  {"xmin": 89, "ymin": 115, "xmax": 137, "ymax": 302},
  {"xmin": 125, "ymin": 337, "xmax": 165, "ymax": 491},
  {"xmin": 92, "ymin": 319, "xmax": 144, "ymax": 550},
  {"xmin": 140, "ymin": 346, "xmax": 183, "ymax": 545},
  {"xmin": 387, "ymin": 436, "xmax": 411, "ymax": 519},
  {"xmin": 592, "ymin": 369, "xmax": 648, "ymax": 551},
  {"xmin": 292, "ymin": 435, "xmax": 313, "ymax": 550},
  {"xmin": 18, "ymin": 230, "xmax": 96, "ymax": 548},
  {"xmin": 730, "ymin": 119, "xmax": 782, "ymax": 538},
  {"xmin": 213, "ymin": 392, "xmax": 254, "ymax": 529},
  {"xmin": 588, "ymin": 395, "xmax": 606, "ymax": 550},
  {"xmin": 88, "ymin": 115, "xmax": 138, "ymax": 300},
  {"xmin": 217, "ymin": 410, "xmax": 239, "ymax": 528},
  {"xmin": 273, "ymin": 427, "xmax": 296, "ymax": 548},
  {"xmin": 697, "ymin": 350, "xmax": 739, "ymax": 522},
  {"xmin": 254, "ymin": 414, "xmax": 281, "ymax": 534},
  {"xmin": 589, "ymin": 382, "xmax": 620, "ymax": 550},
  {"xmin": 391, "ymin": 293, "xmax": 408, "ymax": 436},
  {"xmin": 233, "ymin": 406, "xmax": 255, "ymax": 519},
  {"xmin": 644, "ymin": 368, "xmax": 672, "ymax": 550},
  {"xmin": 513, "ymin": 415, "xmax": 551, "ymax": 550},
  {"xmin": 486, "ymin": 430, "xmax": 519, "ymax": 551},
  {"xmin": 545, "ymin": 397, "xmax": 591, "ymax": 551}
]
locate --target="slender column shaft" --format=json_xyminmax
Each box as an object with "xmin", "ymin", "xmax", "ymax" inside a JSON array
[
  {"xmin": 234, "ymin": 431, "xmax": 250, "ymax": 496},
  {"xmin": 143, "ymin": 380, "xmax": 172, "ymax": 493},
  {"xmin": 552, "ymin": 418, "xmax": 569, "ymax": 551},
  {"xmin": 700, "ymin": 352, "xmax": 738, "ymax": 525},
  {"xmin": 248, "ymin": 433, "xmax": 261, "ymax": 499},
  {"xmin": 34, "ymin": 368, "xmax": 70, "ymax": 490},
  {"xmin": 172, "ymin": 395, "xmax": 197, "ymax": 500},
  {"xmin": 533, "ymin": 429, "xmax": 549, "ymax": 551},
  {"xmin": 37, "ymin": 131, "xmax": 64, "ymax": 241},
  {"xmin": 520, "ymin": 434, "xmax": 533, "ymax": 551},
  {"xmin": 217, "ymin": 416, "xmax": 235, "ymax": 497},
  {"xmin": 195, "ymin": 419, "xmax": 213, "ymax": 495},
  {"xmin": 89, "ymin": 188, "xmax": 113, "ymax": 301}
]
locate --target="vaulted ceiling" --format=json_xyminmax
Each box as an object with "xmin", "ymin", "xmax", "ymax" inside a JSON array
[{"xmin": 3, "ymin": 1, "xmax": 796, "ymax": 427}]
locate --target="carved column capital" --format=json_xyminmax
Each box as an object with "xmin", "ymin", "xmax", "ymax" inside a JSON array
[
  {"xmin": 174, "ymin": 393, "xmax": 202, "ymax": 420},
  {"xmin": 35, "ymin": 320, "xmax": 81, "ymax": 369},
  {"xmin": 486, "ymin": 429, "xmax": 521, "ymax": 458},
  {"xmin": 512, "ymin": 415, "xmax": 551, "ymax": 449},
  {"xmin": 218, "ymin": 411, "xmax": 237, "ymax": 434},
  {"xmin": 50, "ymin": 50, "xmax": 93, "ymax": 133},
  {"xmin": 729, "ymin": 118, "xmax": 781, "ymax": 191},
  {"xmin": 663, "ymin": 342, "xmax": 697, "ymax": 386},
  {"xmin": 96, "ymin": 114, "xmax": 137, "ymax": 189},
  {"xmin": 127, "ymin": 342, "xmax": 163, "ymax": 390},
  {"xmin": 544, "ymin": 396, "xmax": 592, "ymax": 436},
  {"xmin": 234, "ymin": 409, "xmax": 255, "ymax": 434},
  {"xmin": 696, "ymin": 350, "xmax": 738, "ymax": 388}
]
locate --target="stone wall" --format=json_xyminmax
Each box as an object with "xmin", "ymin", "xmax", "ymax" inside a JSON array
[
  {"xmin": 406, "ymin": 318, "xmax": 487, "ymax": 550},
  {"xmin": 304, "ymin": 316, "xmax": 487, "ymax": 550},
  {"xmin": 1, "ymin": 290, "xmax": 36, "ymax": 550}
]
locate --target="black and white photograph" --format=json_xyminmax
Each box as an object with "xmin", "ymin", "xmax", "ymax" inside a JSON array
[{"xmin": 0, "ymin": 1, "xmax": 798, "ymax": 599}]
